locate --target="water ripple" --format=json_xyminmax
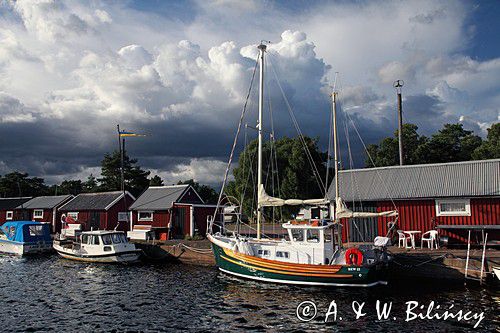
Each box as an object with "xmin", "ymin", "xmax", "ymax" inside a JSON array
[{"xmin": 0, "ymin": 254, "xmax": 497, "ymax": 332}]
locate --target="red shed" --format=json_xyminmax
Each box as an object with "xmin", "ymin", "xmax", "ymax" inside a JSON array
[
  {"xmin": 14, "ymin": 195, "xmax": 74, "ymax": 232},
  {"xmin": 58, "ymin": 191, "xmax": 135, "ymax": 231},
  {"xmin": 328, "ymin": 159, "xmax": 500, "ymax": 244},
  {"xmin": 0, "ymin": 197, "xmax": 32, "ymax": 224},
  {"xmin": 129, "ymin": 185, "xmax": 218, "ymax": 239}
]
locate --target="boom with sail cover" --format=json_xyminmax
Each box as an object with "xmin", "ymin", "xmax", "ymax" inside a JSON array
[
  {"xmin": 335, "ymin": 197, "xmax": 397, "ymax": 219},
  {"xmin": 258, "ymin": 185, "xmax": 329, "ymax": 207}
]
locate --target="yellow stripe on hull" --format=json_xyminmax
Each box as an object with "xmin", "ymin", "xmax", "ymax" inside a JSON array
[
  {"xmin": 223, "ymin": 248, "xmax": 346, "ymax": 274},
  {"xmin": 220, "ymin": 255, "xmax": 353, "ymax": 278}
]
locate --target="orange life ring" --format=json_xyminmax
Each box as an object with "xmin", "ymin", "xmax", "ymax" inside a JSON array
[{"xmin": 345, "ymin": 248, "xmax": 363, "ymax": 266}]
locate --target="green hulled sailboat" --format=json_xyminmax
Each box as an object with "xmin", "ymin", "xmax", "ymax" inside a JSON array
[{"xmin": 207, "ymin": 42, "xmax": 397, "ymax": 287}]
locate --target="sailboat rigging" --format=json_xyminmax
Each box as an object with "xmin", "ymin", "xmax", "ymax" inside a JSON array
[{"xmin": 207, "ymin": 42, "xmax": 396, "ymax": 287}]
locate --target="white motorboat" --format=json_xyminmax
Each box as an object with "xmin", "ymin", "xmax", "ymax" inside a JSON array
[{"xmin": 53, "ymin": 230, "xmax": 141, "ymax": 263}]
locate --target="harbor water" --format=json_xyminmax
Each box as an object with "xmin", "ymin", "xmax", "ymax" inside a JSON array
[{"xmin": 0, "ymin": 254, "xmax": 498, "ymax": 332}]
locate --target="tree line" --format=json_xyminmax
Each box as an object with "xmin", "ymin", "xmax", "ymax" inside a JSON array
[
  {"xmin": 226, "ymin": 122, "xmax": 498, "ymax": 219},
  {"xmin": 1, "ymin": 122, "xmax": 497, "ymax": 208},
  {"xmin": 365, "ymin": 123, "xmax": 499, "ymax": 167},
  {"xmin": 0, "ymin": 150, "xmax": 218, "ymax": 204}
]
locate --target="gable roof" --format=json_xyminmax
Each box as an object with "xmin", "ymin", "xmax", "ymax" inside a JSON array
[
  {"xmin": 59, "ymin": 191, "xmax": 135, "ymax": 211},
  {"xmin": 129, "ymin": 185, "xmax": 201, "ymax": 210},
  {"xmin": 0, "ymin": 197, "xmax": 32, "ymax": 210},
  {"xmin": 327, "ymin": 159, "xmax": 500, "ymax": 202},
  {"xmin": 17, "ymin": 195, "xmax": 73, "ymax": 209}
]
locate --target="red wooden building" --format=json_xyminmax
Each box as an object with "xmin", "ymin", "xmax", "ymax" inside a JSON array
[
  {"xmin": 15, "ymin": 195, "xmax": 74, "ymax": 232},
  {"xmin": 328, "ymin": 159, "xmax": 500, "ymax": 244},
  {"xmin": 58, "ymin": 191, "xmax": 135, "ymax": 231},
  {"xmin": 0, "ymin": 197, "xmax": 32, "ymax": 224},
  {"xmin": 129, "ymin": 185, "xmax": 217, "ymax": 239}
]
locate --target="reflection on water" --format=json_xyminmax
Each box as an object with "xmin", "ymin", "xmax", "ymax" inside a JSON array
[{"xmin": 0, "ymin": 254, "xmax": 497, "ymax": 332}]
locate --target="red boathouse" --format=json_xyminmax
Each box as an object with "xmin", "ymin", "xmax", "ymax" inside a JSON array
[
  {"xmin": 329, "ymin": 159, "xmax": 499, "ymax": 244},
  {"xmin": 0, "ymin": 197, "xmax": 32, "ymax": 224},
  {"xmin": 129, "ymin": 185, "xmax": 217, "ymax": 239},
  {"xmin": 15, "ymin": 195, "xmax": 74, "ymax": 232},
  {"xmin": 58, "ymin": 191, "xmax": 135, "ymax": 231}
]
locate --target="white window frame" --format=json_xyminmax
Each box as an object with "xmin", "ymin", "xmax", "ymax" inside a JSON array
[
  {"xmin": 67, "ymin": 212, "xmax": 79, "ymax": 220},
  {"xmin": 118, "ymin": 212, "xmax": 129, "ymax": 222},
  {"xmin": 435, "ymin": 199, "xmax": 471, "ymax": 217},
  {"xmin": 6, "ymin": 211, "xmax": 13, "ymax": 220},
  {"xmin": 138, "ymin": 211, "xmax": 153, "ymax": 222},
  {"xmin": 33, "ymin": 209, "xmax": 44, "ymax": 219}
]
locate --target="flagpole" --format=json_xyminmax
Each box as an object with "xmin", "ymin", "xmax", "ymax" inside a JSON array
[
  {"xmin": 121, "ymin": 137, "xmax": 129, "ymax": 231},
  {"xmin": 115, "ymin": 127, "xmax": 146, "ymax": 231},
  {"xmin": 117, "ymin": 124, "xmax": 125, "ymax": 192},
  {"xmin": 117, "ymin": 124, "xmax": 127, "ymax": 231}
]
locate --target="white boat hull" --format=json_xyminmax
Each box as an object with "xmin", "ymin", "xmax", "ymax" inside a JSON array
[
  {"xmin": 53, "ymin": 242, "xmax": 141, "ymax": 263},
  {"xmin": 0, "ymin": 239, "xmax": 52, "ymax": 256}
]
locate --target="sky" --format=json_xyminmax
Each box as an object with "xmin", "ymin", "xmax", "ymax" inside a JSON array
[{"xmin": 0, "ymin": 0, "xmax": 498, "ymax": 187}]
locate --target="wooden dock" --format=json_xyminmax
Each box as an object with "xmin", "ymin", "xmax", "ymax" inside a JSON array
[{"xmin": 388, "ymin": 246, "xmax": 499, "ymax": 284}]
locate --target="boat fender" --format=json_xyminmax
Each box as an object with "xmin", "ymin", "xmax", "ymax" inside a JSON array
[{"xmin": 345, "ymin": 248, "xmax": 363, "ymax": 266}]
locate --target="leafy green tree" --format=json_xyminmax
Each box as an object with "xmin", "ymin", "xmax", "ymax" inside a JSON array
[
  {"xmin": 472, "ymin": 123, "xmax": 500, "ymax": 159},
  {"xmin": 365, "ymin": 124, "xmax": 428, "ymax": 167},
  {"xmin": 365, "ymin": 123, "xmax": 487, "ymax": 167},
  {"xmin": 226, "ymin": 136, "xmax": 327, "ymax": 219},
  {"xmin": 54, "ymin": 180, "xmax": 83, "ymax": 195},
  {"xmin": 420, "ymin": 123, "xmax": 482, "ymax": 163},
  {"xmin": 98, "ymin": 150, "xmax": 150, "ymax": 197},
  {"xmin": 177, "ymin": 179, "xmax": 218, "ymax": 204},
  {"xmin": 149, "ymin": 175, "xmax": 164, "ymax": 186},
  {"xmin": 82, "ymin": 174, "xmax": 99, "ymax": 193},
  {"xmin": 0, "ymin": 172, "xmax": 49, "ymax": 197}
]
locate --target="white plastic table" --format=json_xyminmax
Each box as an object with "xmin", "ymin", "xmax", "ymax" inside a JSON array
[{"xmin": 403, "ymin": 231, "xmax": 421, "ymax": 249}]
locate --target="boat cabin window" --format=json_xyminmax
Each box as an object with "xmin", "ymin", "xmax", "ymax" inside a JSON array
[
  {"xmin": 325, "ymin": 229, "xmax": 334, "ymax": 242},
  {"xmin": 6, "ymin": 211, "xmax": 13, "ymax": 220},
  {"xmin": 28, "ymin": 225, "xmax": 44, "ymax": 236},
  {"xmin": 81, "ymin": 234, "xmax": 89, "ymax": 244},
  {"xmin": 306, "ymin": 229, "xmax": 320, "ymax": 243},
  {"xmin": 276, "ymin": 251, "xmax": 289, "ymax": 258},
  {"xmin": 8, "ymin": 226, "xmax": 15, "ymax": 238},
  {"xmin": 291, "ymin": 229, "xmax": 304, "ymax": 242},
  {"xmin": 257, "ymin": 249, "xmax": 270, "ymax": 257},
  {"xmin": 91, "ymin": 235, "xmax": 100, "ymax": 245},
  {"xmin": 102, "ymin": 234, "xmax": 112, "ymax": 245},
  {"xmin": 112, "ymin": 233, "xmax": 126, "ymax": 244}
]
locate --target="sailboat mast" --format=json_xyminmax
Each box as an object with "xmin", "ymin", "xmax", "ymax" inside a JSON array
[
  {"xmin": 332, "ymin": 90, "xmax": 343, "ymax": 247},
  {"xmin": 257, "ymin": 43, "xmax": 266, "ymax": 240},
  {"xmin": 332, "ymin": 91, "xmax": 339, "ymax": 215}
]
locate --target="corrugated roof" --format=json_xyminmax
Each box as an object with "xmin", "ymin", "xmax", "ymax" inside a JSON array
[
  {"xmin": 59, "ymin": 191, "xmax": 132, "ymax": 211},
  {"xmin": 328, "ymin": 159, "xmax": 500, "ymax": 202},
  {"xmin": 18, "ymin": 195, "xmax": 73, "ymax": 209},
  {"xmin": 129, "ymin": 185, "xmax": 189, "ymax": 210},
  {"xmin": 0, "ymin": 197, "xmax": 32, "ymax": 210}
]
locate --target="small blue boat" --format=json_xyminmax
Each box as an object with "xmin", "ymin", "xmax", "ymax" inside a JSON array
[{"xmin": 0, "ymin": 221, "xmax": 52, "ymax": 256}]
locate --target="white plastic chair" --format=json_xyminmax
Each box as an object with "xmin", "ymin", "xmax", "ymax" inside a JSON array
[
  {"xmin": 421, "ymin": 230, "xmax": 439, "ymax": 249},
  {"xmin": 397, "ymin": 230, "xmax": 410, "ymax": 248}
]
